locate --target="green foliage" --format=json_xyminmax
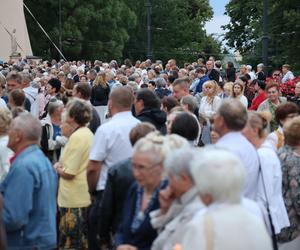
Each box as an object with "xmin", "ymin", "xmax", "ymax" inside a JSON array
[
  {"xmin": 25, "ymin": 0, "xmax": 221, "ymax": 63},
  {"xmin": 223, "ymin": 0, "xmax": 300, "ymax": 72}
]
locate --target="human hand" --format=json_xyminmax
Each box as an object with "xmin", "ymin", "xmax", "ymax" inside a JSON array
[
  {"xmin": 159, "ymin": 186, "xmax": 175, "ymax": 215},
  {"xmin": 116, "ymin": 244, "xmax": 137, "ymax": 250}
]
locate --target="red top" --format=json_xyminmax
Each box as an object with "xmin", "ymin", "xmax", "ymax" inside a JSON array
[{"xmin": 249, "ymin": 91, "xmax": 267, "ymax": 110}]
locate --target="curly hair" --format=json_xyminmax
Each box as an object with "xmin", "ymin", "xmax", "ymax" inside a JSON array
[{"xmin": 0, "ymin": 108, "xmax": 12, "ymax": 134}]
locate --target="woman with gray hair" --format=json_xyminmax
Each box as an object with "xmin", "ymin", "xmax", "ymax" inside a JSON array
[
  {"xmin": 115, "ymin": 132, "xmax": 188, "ymax": 250},
  {"xmin": 54, "ymin": 99, "xmax": 93, "ymax": 249},
  {"xmin": 180, "ymin": 148, "xmax": 272, "ymax": 250}
]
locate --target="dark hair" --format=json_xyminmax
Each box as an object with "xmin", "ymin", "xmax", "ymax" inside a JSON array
[
  {"xmin": 129, "ymin": 122, "xmax": 156, "ymax": 146},
  {"xmin": 136, "ymin": 88, "xmax": 160, "ymax": 109},
  {"xmin": 9, "ymin": 89, "xmax": 25, "ymax": 106},
  {"xmin": 148, "ymin": 81, "xmax": 156, "ymax": 87},
  {"xmin": 218, "ymin": 99, "xmax": 248, "ymax": 131},
  {"xmin": 171, "ymin": 112, "xmax": 199, "ymax": 141},
  {"xmin": 227, "ymin": 61, "xmax": 234, "ymax": 68},
  {"xmin": 275, "ymin": 102, "xmax": 299, "ymax": 124},
  {"xmin": 253, "ymin": 79, "xmax": 266, "ymax": 90},
  {"xmin": 162, "ymin": 96, "xmax": 179, "ymax": 113},
  {"xmin": 75, "ymin": 83, "xmax": 92, "ymax": 100},
  {"xmin": 48, "ymin": 78, "xmax": 61, "ymax": 93},
  {"xmin": 6, "ymin": 71, "xmax": 23, "ymax": 84},
  {"xmin": 167, "ymin": 70, "xmax": 179, "ymax": 84},
  {"xmin": 140, "ymin": 83, "xmax": 149, "ymax": 88}
]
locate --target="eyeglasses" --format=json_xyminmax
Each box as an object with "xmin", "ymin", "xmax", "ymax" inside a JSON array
[
  {"xmin": 132, "ymin": 161, "xmax": 161, "ymax": 172},
  {"xmin": 267, "ymin": 91, "xmax": 278, "ymax": 94}
]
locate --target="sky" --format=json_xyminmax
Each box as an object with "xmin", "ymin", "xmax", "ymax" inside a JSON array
[{"xmin": 205, "ymin": 0, "xmax": 230, "ymax": 37}]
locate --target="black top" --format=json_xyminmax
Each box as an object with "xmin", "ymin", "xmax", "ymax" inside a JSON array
[
  {"xmin": 91, "ymin": 84, "xmax": 110, "ymax": 106},
  {"xmin": 88, "ymin": 107, "xmax": 101, "ymax": 134},
  {"xmin": 136, "ymin": 108, "xmax": 167, "ymax": 134}
]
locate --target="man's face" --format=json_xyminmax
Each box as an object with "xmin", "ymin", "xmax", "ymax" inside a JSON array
[
  {"xmin": 282, "ymin": 67, "xmax": 288, "ymax": 74},
  {"xmin": 6, "ymin": 80, "xmax": 21, "ymax": 92},
  {"xmin": 206, "ymin": 61, "xmax": 213, "ymax": 70},
  {"xmin": 46, "ymin": 84, "xmax": 55, "ymax": 95},
  {"xmin": 173, "ymin": 85, "xmax": 186, "ymax": 101},
  {"xmin": 295, "ymin": 84, "xmax": 300, "ymax": 96}
]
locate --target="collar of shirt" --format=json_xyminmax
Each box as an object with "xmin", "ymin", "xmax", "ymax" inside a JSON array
[
  {"xmin": 111, "ymin": 111, "xmax": 133, "ymax": 121},
  {"xmin": 9, "ymin": 146, "xmax": 28, "ymax": 165}
]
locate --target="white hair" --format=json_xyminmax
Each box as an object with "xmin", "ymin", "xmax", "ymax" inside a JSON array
[
  {"xmin": 191, "ymin": 147, "xmax": 245, "ymax": 204},
  {"xmin": 13, "ymin": 113, "xmax": 42, "ymax": 141},
  {"xmin": 164, "ymin": 146, "xmax": 195, "ymax": 180},
  {"xmin": 246, "ymin": 65, "xmax": 252, "ymax": 71}
]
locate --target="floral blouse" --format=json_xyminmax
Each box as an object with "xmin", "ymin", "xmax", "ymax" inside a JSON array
[{"xmin": 277, "ymin": 145, "xmax": 300, "ymax": 242}]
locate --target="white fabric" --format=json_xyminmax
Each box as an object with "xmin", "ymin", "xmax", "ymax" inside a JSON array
[
  {"xmin": 89, "ymin": 111, "xmax": 140, "ymax": 191},
  {"xmin": 94, "ymin": 105, "xmax": 108, "ymax": 124},
  {"xmin": 0, "ymin": 98, "xmax": 7, "ymax": 108},
  {"xmin": 0, "ymin": 135, "xmax": 13, "ymax": 183},
  {"xmin": 199, "ymin": 95, "xmax": 222, "ymax": 119},
  {"xmin": 257, "ymin": 141, "xmax": 290, "ymax": 234},
  {"xmin": 238, "ymin": 95, "xmax": 248, "ymax": 108},
  {"xmin": 23, "ymin": 86, "xmax": 39, "ymax": 118},
  {"xmin": 266, "ymin": 126, "xmax": 283, "ymax": 151},
  {"xmin": 216, "ymin": 132, "xmax": 260, "ymax": 200},
  {"xmin": 181, "ymin": 203, "xmax": 272, "ymax": 250},
  {"xmin": 241, "ymin": 197, "xmax": 264, "ymax": 220},
  {"xmin": 150, "ymin": 187, "xmax": 205, "ymax": 250},
  {"xmin": 282, "ymin": 71, "xmax": 295, "ymax": 83}
]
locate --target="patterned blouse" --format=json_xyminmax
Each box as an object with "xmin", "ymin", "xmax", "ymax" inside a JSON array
[{"xmin": 277, "ymin": 145, "xmax": 300, "ymax": 242}]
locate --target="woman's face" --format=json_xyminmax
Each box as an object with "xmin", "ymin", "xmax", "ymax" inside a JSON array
[
  {"xmin": 203, "ymin": 84, "xmax": 215, "ymax": 96},
  {"xmin": 295, "ymin": 83, "xmax": 300, "ymax": 97},
  {"xmin": 267, "ymin": 87, "xmax": 279, "ymax": 102},
  {"xmin": 132, "ymin": 152, "xmax": 163, "ymax": 188},
  {"xmin": 233, "ymin": 84, "xmax": 242, "ymax": 96}
]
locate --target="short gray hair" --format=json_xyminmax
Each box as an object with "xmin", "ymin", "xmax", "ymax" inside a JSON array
[
  {"xmin": 156, "ymin": 77, "xmax": 167, "ymax": 88},
  {"xmin": 13, "ymin": 113, "xmax": 42, "ymax": 141},
  {"xmin": 48, "ymin": 100, "xmax": 64, "ymax": 116},
  {"xmin": 164, "ymin": 146, "xmax": 195, "ymax": 180},
  {"xmin": 191, "ymin": 147, "xmax": 245, "ymax": 204}
]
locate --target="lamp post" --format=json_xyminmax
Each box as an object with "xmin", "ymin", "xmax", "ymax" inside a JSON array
[
  {"xmin": 146, "ymin": 0, "xmax": 152, "ymax": 59},
  {"xmin": 262, "ymin": 0, "xmax": 269, "ymax": 72},
  {"xmin": 59, "ymin": 0, "xmax": 62, "ymax": 59}
]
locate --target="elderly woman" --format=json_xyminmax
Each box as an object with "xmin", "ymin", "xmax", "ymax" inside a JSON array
[
  {"xmin": 54, "ymin": 99, "xmax": 93, "ymax": 249},
  {"xmin": 0, "ymin": 108, "xmax": 13, "ymax": 183},
  {"xmin": 180, "ymin": 148, "xmax": 272, "ymax": 250},
  {"xmin": 114, "ymin": 132, "xmax": 177, "ymax": 250},
  {"xmin": 277, "ymin": 116, "xmax": 300, "ymax": 249},
  {"xmin": 266, "ymin": 102, "xmax": 299, "ymax": 150},
  {"xmin": 258, "ymin": 83, "xmax": 287, "ymax": 131},
  {"xmin": 242, "ymin": 111, "xmax": 290, "ymax": 236},
  {"xmin": 199, "ymin": 80, "xmax": 222, "ymax": 120}
]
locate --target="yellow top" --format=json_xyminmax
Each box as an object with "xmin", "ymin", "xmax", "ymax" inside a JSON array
[{"xmin": 58, "ymin": 127, "xmax": 93, "ymax": 208}]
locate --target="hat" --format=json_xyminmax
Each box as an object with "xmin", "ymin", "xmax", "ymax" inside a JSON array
[{"xmin": 48, "ymin": 78, "xmax": 61, "ymax": 93}]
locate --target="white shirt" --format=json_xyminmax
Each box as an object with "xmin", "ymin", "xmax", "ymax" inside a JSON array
[
  {"xmin": 216, "ymin": 132, "xmax": 259, "ymax": 200},
  {"xmin": 199, "ymin": 96, "xmax": 222, "ymax": 119},
  {"xmin": 237, "ymin": 95, "xmax": 248, "ymax": 108},
  {"xmin": 266, "ymin": 126, "xmax": 283, "ymax": 151},
  {"xmin": 89, "ymin": 111, "xmax": 140, "ymax": 190},
  {"xmin": 257, "ymin": 141, "xmax": 290, "ymax": 234},
  {"xmin": 0, "ymin": 135, "xmax": 13, "ymax": 183},
  {"xmin": 0, "ymin": 98, "xmax": 7, "ymax": 108},
  {"xmin": 282, "ymin": 70, "xmax": 295, "ymax": 83},
  {"xmin": 181, "ymin": 203, "xmax": 272, "ymax": 250}
]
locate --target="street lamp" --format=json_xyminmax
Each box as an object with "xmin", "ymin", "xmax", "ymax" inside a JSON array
[
  {"xmin": 59, "ymin": 0, "xmax": 62, "ymax": 59},
  {"xmin": 146, "ymin": 0, "xmax": 152, "ymax": 59}
]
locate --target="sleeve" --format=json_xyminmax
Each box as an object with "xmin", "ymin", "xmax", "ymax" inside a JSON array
[
  {"xmin": 89, "ymin": 127, "xmax": 109, "ymax": 162},
  {"xmin": 61, "ymin": 135, "xmax": 85, "ymax": 175},
  {"xmin": 2, "ymin": 167, "xmax": 34, "ymax": 231}
]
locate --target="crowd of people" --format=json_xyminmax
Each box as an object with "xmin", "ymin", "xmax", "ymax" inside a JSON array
[{"xmin": 0, "ymin": 56, "xmax": 299, "ymax": 250}]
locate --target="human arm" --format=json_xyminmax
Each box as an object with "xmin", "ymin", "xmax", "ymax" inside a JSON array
[
  {"xmin": 54, "ymin": 162, "xmax": 75, "ymax": 180},
  {"xmin": 87, "ymin": 160, "xmax": 102, "ymax": 193}
]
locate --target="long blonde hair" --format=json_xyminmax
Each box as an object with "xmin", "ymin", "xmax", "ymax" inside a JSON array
[
  {"xmin": 93, "ymin": 71, "xmax": 108, "ymax": 88},
  {"xmin": 203, "ymin": 80, "xmax": 218, "ymax": 104}
]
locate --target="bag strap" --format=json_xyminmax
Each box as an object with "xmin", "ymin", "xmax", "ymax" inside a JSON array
[
  {"xmin": 204, "ymin": 214, "xmax": 214, "ymax": 250},
  {"xmin": 257, "ymin": 152, "xmax": 278, "ymax": 250}
]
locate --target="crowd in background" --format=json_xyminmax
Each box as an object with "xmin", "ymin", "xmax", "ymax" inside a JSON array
[{"xmin": 0, "ymin": 56, "xmax": 299, "ymax": 250}]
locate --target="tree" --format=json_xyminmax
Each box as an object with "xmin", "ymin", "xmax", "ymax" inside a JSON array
[
  {"xmin": 223, "ymin": 0, "xmax": 300, "ymax": 73},
  {"xmin": 124, "ymin": 0, "xmax": 221, "ymax": 64},
  {"xmin": 24, "ymin": 0, "xmax": 136, "ymax": 61}
]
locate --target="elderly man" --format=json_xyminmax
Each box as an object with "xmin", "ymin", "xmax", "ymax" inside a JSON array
[
  {"xmin": 180, "ymin": 148, "xmax": 272, "ymax": 250},
  {"xmin": 87, "ymin": 86, "xmax": 140, "ymax": 248},
  {"xmin": 0, "ymin": 113, "xmax": 57, "ymax": 249},
  {"xmin": 214, "ymin": 99, "xmax": 259, "ymax": 200},
  {"xmin": 150, "ymin": 147, "xmax": 204, "ymax": 250}
]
